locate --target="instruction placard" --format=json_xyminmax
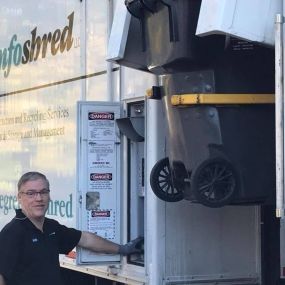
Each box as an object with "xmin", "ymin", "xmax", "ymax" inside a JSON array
[{"xmin": 77, "ymin": 101, "xmax": 120, "ymax": 264}]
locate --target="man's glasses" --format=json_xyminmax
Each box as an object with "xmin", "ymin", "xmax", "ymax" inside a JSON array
[{"xmin": 20, "ymin": 189, "xmax": 50, "ymax": 199}]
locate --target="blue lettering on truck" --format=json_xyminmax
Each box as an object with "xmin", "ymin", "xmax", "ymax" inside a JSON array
[
  {"xmin": 0, "ymin": 11, "xmax": 74, "ymax": 78},
  {"xmin": 0, "ymin": 193, "xmax": 73, "ymax": 217}
]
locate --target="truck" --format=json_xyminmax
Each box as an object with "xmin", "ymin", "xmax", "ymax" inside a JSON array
[{"xmin": 0, "ymin": 0, "xmax": 283, "ymax": 284}]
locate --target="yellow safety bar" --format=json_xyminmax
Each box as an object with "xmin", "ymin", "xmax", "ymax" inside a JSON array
[{"xmin": 171, "ymin": 94, "xmax": 275, "ymax": 106}]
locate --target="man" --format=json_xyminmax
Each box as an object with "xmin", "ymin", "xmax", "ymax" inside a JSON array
[{"xmin": 0, "ymin": 172, "xmax": 143, "ymax": 285}]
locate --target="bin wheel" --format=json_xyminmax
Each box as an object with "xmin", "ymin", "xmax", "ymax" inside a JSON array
[
  {"xmin": 150, "ymin": 157, "xmax": 184, "ymax": 202},
  {"xmin": 191, "ymin": 158, "xmax": 237, "ymax": 208}
]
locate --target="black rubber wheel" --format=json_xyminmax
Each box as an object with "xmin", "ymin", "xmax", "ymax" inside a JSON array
[
  {"xmin": 150, "ymin": 157, "xmax": 184, "ymax": 202},
  {"xmin": 191, "ymin": 158, "xmax": 238, "ymax": 208}
]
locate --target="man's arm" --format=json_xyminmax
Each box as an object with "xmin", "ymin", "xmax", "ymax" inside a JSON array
[
  {"xmin": 0, "ymin": 274, "xmax": 6, "ymax": 285},
  {"xmin": 78, "ymin": 231, "xmax": 119, "ymax": 254},
  {"xmin": 77, "ymin": 232, "xmax": 144, "ymax": 256}
]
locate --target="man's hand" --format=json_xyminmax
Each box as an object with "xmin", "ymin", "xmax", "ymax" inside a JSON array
[{"xmin": 118, "ymin": 237, "xmax": 144, "ymax": 256}]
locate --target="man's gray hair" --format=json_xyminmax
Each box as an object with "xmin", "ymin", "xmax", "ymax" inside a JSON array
[{"xmin": 17, "ymin": 172, "xmax": 50, "ymax": 192}]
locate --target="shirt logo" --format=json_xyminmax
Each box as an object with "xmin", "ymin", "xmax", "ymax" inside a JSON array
[{"xmin": 32, "ymin": 238, "xmax": 38, "ymax": 243}]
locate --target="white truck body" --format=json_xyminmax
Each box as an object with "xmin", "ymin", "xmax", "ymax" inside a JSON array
[{"xmin": 0, "ymin": 1, "xmax": 280, "ymax": 284}]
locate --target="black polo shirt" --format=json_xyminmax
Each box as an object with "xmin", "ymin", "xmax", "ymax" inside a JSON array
[{"xmin": 0, "ymin": 209, "xmax": 81, "ymax": 285}]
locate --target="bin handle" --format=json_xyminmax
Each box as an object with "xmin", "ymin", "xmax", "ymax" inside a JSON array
[{"xmin": 160, "ymin": 0, "xmax": 179, "ymax": 42}]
